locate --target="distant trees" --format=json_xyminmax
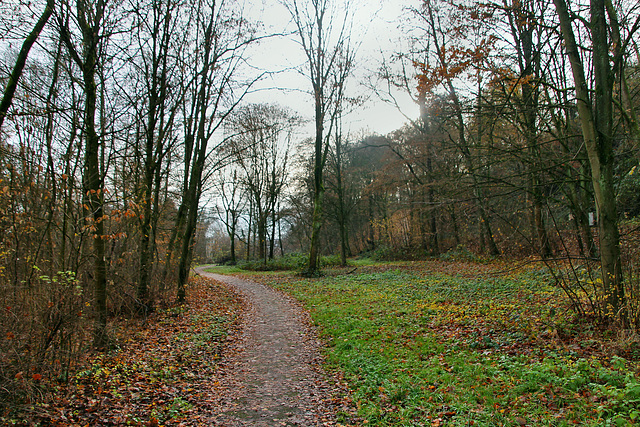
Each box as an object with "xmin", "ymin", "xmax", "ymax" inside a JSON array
[
  {"xmin": 224, "ymin": 104, "xmax": 300, "ymax": 265},
  {"xmin": 214, "ymin": 168, "xmax": 246, "ymax": 265}
]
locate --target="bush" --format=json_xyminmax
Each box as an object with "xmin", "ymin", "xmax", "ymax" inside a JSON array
[
  {"xmin": 439, "ymin": 245, "xmax": 482, "ymax": 262},
  {"xmin": 214, "ymin": 253, "xmax": 236, "ymax": 265},
  {"xmin": 319, "ymin": 254, "xmax": 343, "ymax": 267},
  {"xmin": 237, "ymin": 253, "xmax": 308, "ymax": 271},
  {"xmin": 237, "ymin": 253, "xmax": 346, "ymax": 272},
  {"xmin": 365, "ymin": 245, "xmax": 422, "ymax": 261},
  {"xmin": 0, "ymin": 270, "xmax": 90, "ymax": 411}
]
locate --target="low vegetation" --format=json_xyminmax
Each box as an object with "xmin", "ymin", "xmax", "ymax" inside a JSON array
[
  {"xmin": 217, "ymin": 252, "xmax": 346, "ymax": 272},
  {"xmin": 1, "ymin": 276, "xmax": 242, "ymax": 426},
  {"xmin": 246, "ymin": 260, "xmax": 640, "ymax": 426}
]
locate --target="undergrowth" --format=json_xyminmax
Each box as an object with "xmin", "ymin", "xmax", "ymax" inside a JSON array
[{"xmin": 2, "ymin": 276, "xmax": 242, "ymax": 426}]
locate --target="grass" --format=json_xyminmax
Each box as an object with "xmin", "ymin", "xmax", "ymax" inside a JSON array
[{"xmin": 249, "ymin": 260, "xmax": 640, "ymax": 426}]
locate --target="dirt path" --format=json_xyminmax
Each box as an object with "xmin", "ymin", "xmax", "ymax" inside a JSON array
[{"xmin": 196, "ymin": 268, "xmax": 342, "ymax": 426}]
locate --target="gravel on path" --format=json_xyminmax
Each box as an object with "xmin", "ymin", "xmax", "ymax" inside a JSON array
[{"xmin": 196, "ymin": 268, "xmax": 343, "ymax": 426}]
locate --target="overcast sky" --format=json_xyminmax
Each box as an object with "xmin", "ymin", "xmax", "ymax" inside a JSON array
[{"xmin": 242, "ymin": 0, "xmax": 417, "ymax": 138}]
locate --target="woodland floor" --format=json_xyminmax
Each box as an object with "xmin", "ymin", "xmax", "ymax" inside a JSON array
[
  {"xmin": 10, "ymin": 260, "xmax": 640, "ymax": 426},
  {"xmin": 12, "ymin": 268, "xmax": 354, "ymax": 426}
]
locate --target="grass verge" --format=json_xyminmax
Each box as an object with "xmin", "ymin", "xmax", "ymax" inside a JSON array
[{"xmin": 252, "ymin": 260, "xmax": 640, "ymax": 426}]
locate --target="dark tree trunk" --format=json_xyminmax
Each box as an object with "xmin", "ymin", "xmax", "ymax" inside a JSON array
[
  {"xmin": 64, "ymin": 0, "xmax": 109, "ymax": 348},
  {"xmin": 554, "ymin": 0, "xmax": 625, "ymax": 320},
  {"xmin": 0, "ymin": 0, "xmax": 53, "ymax": 130}
]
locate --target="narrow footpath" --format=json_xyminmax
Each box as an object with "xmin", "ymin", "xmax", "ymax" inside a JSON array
[{"xmin": 196, "ymin": 268, "xmax": 341, "ymax": 426}]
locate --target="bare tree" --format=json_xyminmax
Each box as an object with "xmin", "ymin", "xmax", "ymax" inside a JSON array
[
  {"xmin": 58, "ymin": 0, "xmax": 111, "ymax": 347},
  {"xmin": 127, "ymin": 0, "xmax": 186, "ymax": 314},
  {"xmin": 214, "ymin": 168, "xmax": 246, "ymax": 264},
  {"xmin": 553, "ymin": 0, "xmax": 640, "ymax": 321},
  {"xmin": 173, "ymin": 0, "xmax": 261, "ymax": 302},
  {"xmin": 226, "ymin": 103, "xmax": 299, "ymax": 265},
  {"xmin": 284, "ymin": 0, "xmax": 355, "ymax": 275}
]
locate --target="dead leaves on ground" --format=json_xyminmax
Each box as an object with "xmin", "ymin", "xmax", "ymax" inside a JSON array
[{"xmin": 22, "ymin": 276, "xmax": 244, "ymax": 426}]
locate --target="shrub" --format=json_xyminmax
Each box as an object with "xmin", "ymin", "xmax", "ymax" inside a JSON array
[
  {"xmin": 237, "ymin": 253, "xmax": 308, "ymax": 271},
  {"xmin": 237, "ymin": 253, "xmax": 345, "ymax": 272},
  {"xmin": 439, "ymin": 245, "xmax": 482, "ymax": 262},
  {"xmin": 0, "ymin": 270, "xmax": 90, "ymax": 411}
]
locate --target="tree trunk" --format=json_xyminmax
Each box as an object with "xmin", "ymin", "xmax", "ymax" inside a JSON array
[
  {"xmin": 307, "ymin": 79, "xmax": 326, "ymax": 275},
  {"xmin": 246, "ymin": 200, "xmax": 253, "ymax": 260},
  {"xmin": 137, "ymin": 105, "xmax": 156, "ymax": 314},
  {"xmin": 230, "ymin": 217, "xmax": 237, "ymax": 264},
  {"xmin": 74, "ymin": 0, "xmax": 109, "ymax": 348},
  {"xmin": 257, "ymin": 212, "xmax": 267, "ymax": 265},
  {"xmin": 427, "ymin": 186, "xmax": 439, "ymax": 255},
  {"xmin": 176, "ymin": 179, "xmax": 200, "ymax": 302},
  {"xmin": 450, "ymin": 205, "xmax": 460, "ymax": 246},
  {"xmin": 0, "ymin": 0, "xmax": 53, "ymax": 130},
  {"xmin": 334, "ymin": 134, "xmax": 349, "ymax": 266},
  {"xmin": 176, "ymin": 111, "xmax": 207, "ymax": 302},
  {"xmin": 554, "ymin": 0, "xmax": 625, "ymax": 320},
  {"xmin": 269, "ymin": 209, "xmax": 277, "ymax": 260},
  {"xmin": 368, "ymin": 195, "xmax": 375, "ymax": 251},
  {"xmin": 307, "ymin": 180, "xmax": 324, "ymax": 274}
]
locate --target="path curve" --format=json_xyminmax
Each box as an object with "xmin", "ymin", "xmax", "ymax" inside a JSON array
[{"xmin": 196, "ymin": 267, "xmax": 339, "ymax": 426}]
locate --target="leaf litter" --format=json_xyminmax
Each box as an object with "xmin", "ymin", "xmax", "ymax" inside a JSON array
[{"xmin": 13, "ymin": 270, "xmax": 357, "ymax": 426}]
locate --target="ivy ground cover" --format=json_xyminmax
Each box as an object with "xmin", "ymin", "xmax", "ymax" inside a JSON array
[{"xmin": 254, "ymin": 261, "xmax": 640, "ymax": 426}]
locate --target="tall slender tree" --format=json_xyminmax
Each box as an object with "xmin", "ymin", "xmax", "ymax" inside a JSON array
[
  {"xmin": 285, "ymin": 0, "xmax": 354, "ymax": 275},
  {"xmin": 174, "ymin": 0, "xmax": 260, "ymax": 302},
  {"xmin": 59, "ymin": 0, "xmax": 110, "ymax": 347},
  {"xmin": 130, "ymin": 0, "xmax": 185, "ymax": 314},
  {"xmin": 553, "ymin": 0, "xmax": 635, "ymax": 320}
]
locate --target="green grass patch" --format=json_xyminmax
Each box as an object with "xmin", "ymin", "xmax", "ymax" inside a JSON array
[{"xmin": 255, "ymin": 263, "xmax": 640, "ymax": 426}]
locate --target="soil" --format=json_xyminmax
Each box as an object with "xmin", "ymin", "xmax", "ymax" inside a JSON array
[{"xmin": 196, "ymin": 268, "xmax": 347, "ymax": 426}]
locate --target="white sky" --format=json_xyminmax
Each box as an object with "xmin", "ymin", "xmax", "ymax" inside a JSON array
[{"xmin": 242, "ymin": 0, "xmax": 418, "ymax": 138}]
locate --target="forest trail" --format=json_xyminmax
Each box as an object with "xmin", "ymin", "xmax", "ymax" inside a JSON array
[{"xmin": 196, "ymin": 267, "xmax": 340, "ymax": 426}]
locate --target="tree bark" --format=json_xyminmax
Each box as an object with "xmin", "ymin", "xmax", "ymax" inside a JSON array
[
  {"xmin": 554, "ymin": 0, "xmax": 625, "ymax": 320},
  {"xmin": 334, "ymin": 133, "xmax": 349, "ymax": 266}
]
